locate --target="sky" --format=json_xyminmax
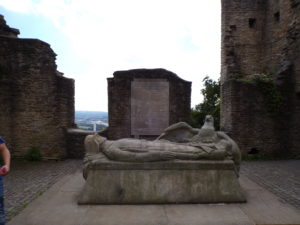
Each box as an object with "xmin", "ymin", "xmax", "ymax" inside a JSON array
[{"xmin": 0, "ymin": 0, "xmax": 221, "ymax": 112}]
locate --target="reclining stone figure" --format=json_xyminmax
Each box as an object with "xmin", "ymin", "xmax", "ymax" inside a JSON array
[
  {"xmin": 84, "ymin": 115, "xmax": 241, "ymax": 174},
  {"xmin": 79, "ymin": 115, "xmax": 245, "ymax": 204}
]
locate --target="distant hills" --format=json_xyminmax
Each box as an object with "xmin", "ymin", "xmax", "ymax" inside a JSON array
[{"xmin": 75, "ymin": 111, "xmax": 108, "ymax": 131}]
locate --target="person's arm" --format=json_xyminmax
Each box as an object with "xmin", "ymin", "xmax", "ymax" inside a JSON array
[{"xmin": 0, "ymin": 143, "xmax": 10, "ymax": 176}]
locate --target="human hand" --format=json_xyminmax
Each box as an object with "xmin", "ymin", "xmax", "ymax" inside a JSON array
[{"xmin": 0, "ymin": 165, "xmax": 9, "ymax": 176}]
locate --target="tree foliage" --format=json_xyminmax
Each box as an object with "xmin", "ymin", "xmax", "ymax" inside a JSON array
[{"xmin": 191, "ymin": 76, "xmax": 220, "ymax": 129}]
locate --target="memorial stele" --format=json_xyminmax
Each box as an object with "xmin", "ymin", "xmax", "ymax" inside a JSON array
[{"xmin": 106, "ymin": 68, "xmax": 191, "ymax": 140}]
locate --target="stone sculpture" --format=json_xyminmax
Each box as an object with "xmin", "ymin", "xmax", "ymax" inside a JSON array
[
  {"xmin": 156, "ymin": 115, "xmax": 241, "ymax": 171},
  {"xmin": 79, "ymin": 115, "xmax": 246, "ymax": 204},
  {"xmin": 83, "ymin": 115, "xmax": 241, "ymax": 175}
]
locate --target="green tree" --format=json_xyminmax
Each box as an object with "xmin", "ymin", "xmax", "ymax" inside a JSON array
[{"xmin": 191, "ymin": 76, "xmax": 220, "ymax": 129}]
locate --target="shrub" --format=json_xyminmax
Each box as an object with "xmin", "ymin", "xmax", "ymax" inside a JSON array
[
  {"xmin": 25, "ymin": 146, "xmax": 42, "ymax": 161},
  {"xmin": 191, "ymin": 76, "xmax": 220, "ymax": 129}
]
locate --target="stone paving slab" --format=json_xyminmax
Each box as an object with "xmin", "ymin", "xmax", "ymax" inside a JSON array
[
  {"xmin": 4, "ymin": 159, "xmax": 82, "ymax": 220},
  {"xmin": 240, "ymin": 160, "xmax": 300, "ymax": 210},
  {"xmin": 4, "ymin": 159, "xmax": 300, "ymax": 224},
  {"xmin": 7, "ymin": 169, "xmax": 300, "ymax": 225}
]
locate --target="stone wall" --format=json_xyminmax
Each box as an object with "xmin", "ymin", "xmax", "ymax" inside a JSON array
[
  {"xmin": 66, "ymin": 129, "xmax": 94, "ymax": 159},
  {"xmin": 221, "ymin": 0, "xmax": 300, "ymax": 157},
  {"xmin": 107, "ymin": 69, "xmax": 191, "ymax": 140},
  {"xmin": 0, "ymin": 15, "xmax": 75, "ymax": 159}
]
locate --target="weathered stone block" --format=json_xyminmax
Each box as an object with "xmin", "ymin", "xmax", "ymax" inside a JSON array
[{"xmin": 78, "ymin": 158, "xmax": 246, "ymax": 204}]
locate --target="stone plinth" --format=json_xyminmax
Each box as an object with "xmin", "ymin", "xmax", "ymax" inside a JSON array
[{"xmin": 78, "ymin": 155, "xmax": 246, "ymax": 204}]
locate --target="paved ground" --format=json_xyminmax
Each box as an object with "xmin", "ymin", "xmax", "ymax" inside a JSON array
[
  {"xmin": 4, "ymin": 159, "xmax": 300, "ymax": 223},
  {"xmin": 240, "ymin": 160, "xmax": 300, "ymax": 210},
  {"xmin": 4, "ymin": 159, "xmax": 82, "ymax": 221}
]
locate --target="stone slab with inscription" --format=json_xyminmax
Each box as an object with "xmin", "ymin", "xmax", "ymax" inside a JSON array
[{"xmin": 131, "ymin": 79, "xmax": 169, "ymax": 136}]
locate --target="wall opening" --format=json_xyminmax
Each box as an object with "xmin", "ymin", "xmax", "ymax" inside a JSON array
[
  {"xmin": 248, "ymin": 148, "xmax": 259, "ymax": 155},
  {"xmin": 248, "ymin": 18, "xmax": 256, "ymax": 28},
  {"xmin": 274, "ymin": 11, "xmax": 280, "ymax": 22}
]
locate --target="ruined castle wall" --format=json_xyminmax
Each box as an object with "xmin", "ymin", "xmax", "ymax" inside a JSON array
[
  {"xmin": 57, "ymin": 76, "xmax": 75, "ymax": 128},
  {"xmin": 221, "ymin": 0, "xmax": 300, "ymax": 157},
  {"xmin": 169, "ymin": 75, "xmax": 191, "ymax": 125},
  {"xmin": 0, "ymin": 77, "xmax": 12, "ymax": 146},
  {"xmin": 262, "ymin": 1, "xmax": 300, "ymax": 157},
  {"xmin": 221, "ymin": 0, "xmax": 266, "ymax": 81},
  {"xmin": 222, "ymin": 80, "xmax": 280, "ymax": 155},
  {"xmin": 290, "ymin": 54, "xmax": 300, "ymax": 157},
  {"xmin": 107, "ymin": 69, "xmax": 191, "ymax": 140},
  {"xmin": 107, "ymin": 74, "xmax": 132, "ymax": 140},
  {"xmin": 0, "ymin": 35, "xmax": 75, "ymax": 159},
  {"xmin": 261, "ymin": 1, "xmax": 297, "ymax": 72}
]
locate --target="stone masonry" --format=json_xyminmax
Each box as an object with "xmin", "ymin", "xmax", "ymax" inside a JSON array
[
  {"xmin": 0, "ymin": 15, "xmax": 75, "ymax": 159},
  {"xmin": 107, "ymin": 69, "xmax": 191, "ymax": 140},
  {"xmin": 221, "ymin": 0, "xmax": 300, "ymax": 157}
]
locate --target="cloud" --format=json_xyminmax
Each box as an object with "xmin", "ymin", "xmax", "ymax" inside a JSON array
[
  {"xmin": 0, "ymin": 0, "xmax": 221, "ymax": 110},
  {"xmin": 0, "ymin": 0, "xmax": 35, "ymax": 13}
]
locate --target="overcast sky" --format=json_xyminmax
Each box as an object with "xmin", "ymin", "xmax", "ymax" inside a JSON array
[{"xmin": 0, "ymin": 0, "xmax": 221, "ymax": 111}]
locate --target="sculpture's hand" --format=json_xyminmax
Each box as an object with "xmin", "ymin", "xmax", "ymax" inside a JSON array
[{"xmin": 159, "ymin": 151, "xmax": 176, "ymax": 160}]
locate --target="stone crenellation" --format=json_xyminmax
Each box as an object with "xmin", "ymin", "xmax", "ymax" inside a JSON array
[
  {"xmin": 0, "ymin": 15, "xmax": 75, "ymax": 159},
  {"xmin": 221, "ymin": 0, "xmax": 300, "ymax": 157}
]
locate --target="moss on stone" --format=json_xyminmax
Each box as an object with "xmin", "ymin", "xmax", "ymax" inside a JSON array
[{"xmin": 235, "ymin": 74, "xmax": 283, "ymax": 115}]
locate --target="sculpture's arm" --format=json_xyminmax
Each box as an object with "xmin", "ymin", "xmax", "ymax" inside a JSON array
[
  {"xmin": 103, "ymin": 146, "xmax": 176, "ymax": 162},
  {"xmin": 156, "ymin": 122, "xmax": 199, "ymax": 141},
  {"xmin": 163, "ymin": 122, "xmax": 198, "ymax": 134}
]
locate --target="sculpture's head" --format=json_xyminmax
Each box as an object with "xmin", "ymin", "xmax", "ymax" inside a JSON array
[{"xmin": 84, "ymin": 134, "xmax": 107, "ymax": 153}]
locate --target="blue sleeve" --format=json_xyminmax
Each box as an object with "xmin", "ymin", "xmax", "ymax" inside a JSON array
[{"xmin": 0, "ymin": 137, "xmax": 4, "ymax": 145}]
